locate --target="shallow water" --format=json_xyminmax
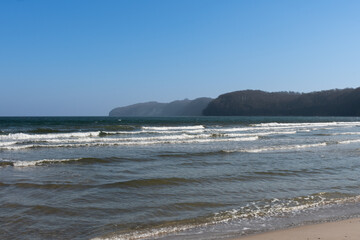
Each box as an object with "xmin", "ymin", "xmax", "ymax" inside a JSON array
[{"xmin": 1, "ymin": 116, "xmax": 360, "ymax": 240}]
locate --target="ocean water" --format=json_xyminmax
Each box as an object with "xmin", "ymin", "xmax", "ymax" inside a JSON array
[{"xmin": 1, "ymin": 116, "xmax": 360, "ymax": 240}]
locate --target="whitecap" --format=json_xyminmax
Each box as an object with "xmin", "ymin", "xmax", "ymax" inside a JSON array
[
  {"xmin": 142, "ymin": 125, "xmax": 205, "ymax": 131},
  {"xmin": 225, "ymin": 142, "xmax": 327, "ymax": 153}
]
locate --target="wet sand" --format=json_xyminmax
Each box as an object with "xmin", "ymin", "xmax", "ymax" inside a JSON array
[{"xmin": 235, "ymin": 218, "xmax": 360, "ymax": 240}]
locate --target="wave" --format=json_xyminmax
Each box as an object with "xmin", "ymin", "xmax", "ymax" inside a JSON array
[
  {"xmin": 161, "ymin": 201, "xmax": 227, "ymax": 211},
  {"xmin": 102, "ymin": 177, "xmax": 195, "ymax": 189},
  {"xmin": 211, "ymin": 127, "xmax": 256, "ymax": 132},
  {"xmin": 6, "ymin": 135, "xmax": 359, "ymax": 151},
  {"xmin": 2, "ymin": 133, "xmax": 209, "ymax": 147},
  {"xmin": 10, "ymin": 182, "xmax": 87, "ymax": 190},
  {"xmin": 142, "ymin": 125, "xmax": 205, "ymax": 131},
  {"xmin": 0, "ymin": 141, "xmax": 17, "ymax": 147},
  {"xmin": 337, "ymin": 139, "xmax": 360, "ymax": 144},
  {"xmin": 333, "ymin": 132, "xmax": 360, "ymax": 136},
  {"xmin": 253, "ymin": 121, "xmax": 360, "ymax": 129},
  {"xmin": 158, "ymin": 149, "xmax": 230, "ymax": 158},
  {"xmin": 225, "ymin": 142, "xmax": 328, "ymax": 153},
  {"xmin": 0, "ymin": 157, "xmax": 113, "ymax": 167},
  {"xmin": 0, "ymin": 128, "xmax": 206, "ymax": 142},
  {"xmin": 141, "ymin": 129, "xmax": 205, "ymax": 134},
  {"xmin": 2, "ymin": 129, "xmax": 359, "ymax": 151},
  {"xmin": 4, "ymin": 177, "xmax": 196, "ymax": 190},
  {"xmin": 0, "ymin": 161, "xmax": 14, "ymax": 167},
  {"xmin": 0, "ymin": 136, "xmax": 259, "ymax": 150},
  {"xmin": 103, "ymin": 125, "xmax": 139, "ymax": 131},
  {"xmin": 1, "ymin": 127, "xmax": 205, "ymax": 140},
  {"xmin": 0, "ymin": 131, "xmax": 102, "ymax": 141},
  {"xmin": 225, "ymin": 131, "xmax": 297, "ymax": 138},
  {"xmin": 253, "ymin": 168, "xmax": 322, "ymax": 177},
  {"xmin": 0, "ymin": 131, "xmax": 207, "ymax": 143},
  {"xmin": 1, "ymin": 121, "xmax": 359, "ymax": 151},
  {"xmin": 92, "ymin": 192, "xmax": 360, "ymax": 240},
  {"xmin": 210, "ymin": 121, "xmax": 359, "ymax": 133},
  {"xmin": 98, "ymin": 131, "xmax": 140, "ymax": 137},
  {"xmin": 213, "ymin": 192, "xmax": 360, "ymax": 222},
  {"xmin": 24, "ymin": 204, "xmax": 79, "ymax": 216}
]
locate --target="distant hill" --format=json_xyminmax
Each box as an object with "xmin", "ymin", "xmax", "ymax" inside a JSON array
[
  {"xmin": 110, "ymin": 87, "xmax": 360, "ymax": 117},
  {"xmin": 203, "ymin": 88, "xmax": 360, "ymax": 116},
  {"xmin": 109, "ymin": 97, "xmax": 212, "ymax": 117}
]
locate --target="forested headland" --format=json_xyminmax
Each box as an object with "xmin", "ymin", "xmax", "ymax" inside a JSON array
[
  {"xmin": 110, "ymin": 88, "xmax": 360, "ymax": 117},
  {"xmin": 203, "ymin": 88, "xmax": 360, "ymax": 116}
]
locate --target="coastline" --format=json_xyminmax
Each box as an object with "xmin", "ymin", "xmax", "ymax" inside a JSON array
[{"xmin": 234, "ymin": 218, "xmax": 360, "ymax": 240}]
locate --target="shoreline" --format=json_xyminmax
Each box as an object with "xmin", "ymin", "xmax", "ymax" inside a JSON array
[{"xmin": 233, "ymin": 218, "xmax": 360, "ymax": 240}]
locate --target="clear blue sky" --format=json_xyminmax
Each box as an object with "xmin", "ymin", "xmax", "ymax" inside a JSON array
[{"xmin": 1, "ymin": 0, "xmax": 360, "ymax": 116}]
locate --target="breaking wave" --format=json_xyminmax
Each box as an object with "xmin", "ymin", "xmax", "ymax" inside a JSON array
[
  {"xmin": 92, "ymin": 192, "xmax": 360, "ymax": 240},
  {"xmin": 225, "ymin": 142, "xmax": 328, "ymax": 153},
  {"xmin": 141, "ymin": 125, "xmax": 205, "ymax": 131},
  {"xmin": 0, "ymin": 157, "xmax": 113, "ymax": 167},
  {"xmin": 1, "ymin": 122, "xmax": 360, "ymax": 153}
]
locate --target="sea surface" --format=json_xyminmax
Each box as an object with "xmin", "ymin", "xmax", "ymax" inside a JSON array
[{"xmin": 1, "ymin": 116, "xmax": 360, "ymax": 240}]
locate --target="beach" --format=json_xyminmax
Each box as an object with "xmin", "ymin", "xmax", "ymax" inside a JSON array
[{"xmin": 236, "ymin": 218, "xmax": 360, "ymax": 240}]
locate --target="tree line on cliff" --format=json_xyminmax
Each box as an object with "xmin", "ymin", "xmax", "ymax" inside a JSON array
[
  {"xmin": 109, "ymin": 87, "xmax": 360, "ymax": 117},
  {"xmin": 109, "ymin": 97, "xmax": 213, "ymax": 117},
  {"xmin": 203, "ymin": 88, "xmax": 360, "ymax": 116}
]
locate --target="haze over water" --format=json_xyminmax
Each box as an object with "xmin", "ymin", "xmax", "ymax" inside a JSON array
[{"xmin": 1, "ymin": 116, "xmax": 360, "ymax": 239}]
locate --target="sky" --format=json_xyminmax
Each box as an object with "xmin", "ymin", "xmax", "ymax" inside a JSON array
[{"xmin": 1, "ymin": 0, "xmax": 360, "ymax": 116}]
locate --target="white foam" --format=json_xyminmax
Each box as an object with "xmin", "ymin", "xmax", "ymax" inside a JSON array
[
  {"xmin": 0, "ymin": 141, "xmax": 17, "ymax": 147},
  {"xmin": 337, "ymin": 139, "xmax": 360, "ymax": 144},
  {"xmin": 41, "ymin": 133, "xmax": 212, "ymax": 144},
  {"xmin": 101, "ymin": 131, "xmax": 142, "ymax": 135},
  {"xmin": 225, "ymin": 142, "xmax": 327, "ymax": 153},
  {"xmin": 91, "ymin": 224, "xmax": 196, "ymax": 240},
  {"xmin": 333, "ymin": 132, "xmax": 360, "ymax": 136},
  {"xmin": 212, "ymin": 127, "xmax": 255, "ymax": 132},
  {"xmin": 141, "ymin": 129, "xmax": 205, "ymax": 134},
  {"xmin": 215, "ymin": 194, "xmax": 360, "ymax": 223},
  {"xmin": 253, "ymin": 121, "xmax": 360, "ymax": 129},
  {"xmin": 0, "ymin": 131, "xmax": 101, "ymax": 141},
  {"xmin": 0, "ymin": 130, "xmax": 262, "ymax": 150},
  {"xmin": 2, "ymin": 121, "xmax": 359, "ymax": 151},
  {"xmin": 128, "ymin": 134, "xmax": 210, "ymax": 141},
  {"xmin": 142, "ymin": 125, "xmax": 204, "ymax": 131},
  {"xmin": 0, "ymin": 136, "xmax": 259, "ymax": 150},
  {"xmin": 0, "ymin": 145, "xmax": 36, "ymax": 150},
  {"xmin": 12, "ymin": 158, "xmax": 75, "ymax": 167},
  {"xmin": 91, "ymin": 193, "xmax": 360, "ymax": 240},
  {"xmin": 184, "ymin": 136, "xmax": 258, "ymax": 143},
  {"xmin": 212, "ymin": 121, "xmax": 360, "ymax": 134},
  {"xmin": 225, "ymin": 131, "xmax": 297, "ymax": 138}
]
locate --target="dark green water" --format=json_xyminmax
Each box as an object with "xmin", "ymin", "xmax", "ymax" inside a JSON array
[{"xmin": 1, "ymin": 116, "xmax": 360, "ymax": 240}]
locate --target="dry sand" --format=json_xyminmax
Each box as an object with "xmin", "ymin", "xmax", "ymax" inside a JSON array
[{"xmin": 235, "ymin": 218, "xmax": 360, "ymax": 240}]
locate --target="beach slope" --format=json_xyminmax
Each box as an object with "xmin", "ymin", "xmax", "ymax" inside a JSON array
[{"xmin": 236, "ymin": 218, "xmax": 360, "ymax": 240}]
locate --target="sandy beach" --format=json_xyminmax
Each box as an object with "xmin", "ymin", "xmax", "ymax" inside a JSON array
[{"xmin": 235, "ymin": 218, "xmax": 360, "ymax": 240}]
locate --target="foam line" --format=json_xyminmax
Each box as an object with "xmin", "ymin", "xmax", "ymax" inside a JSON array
[
  {"xmin": 142, "ymin": 125, "xmax": 205, "ymax": 131},
  {"xmin": 225, "ymin": 142, "xmax": 327, "ymax": 153}
]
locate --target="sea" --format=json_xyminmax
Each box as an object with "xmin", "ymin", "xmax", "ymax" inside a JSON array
[{"xmin": 1, "ymin": 116, "xmax": 360, "ymax": 240}]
